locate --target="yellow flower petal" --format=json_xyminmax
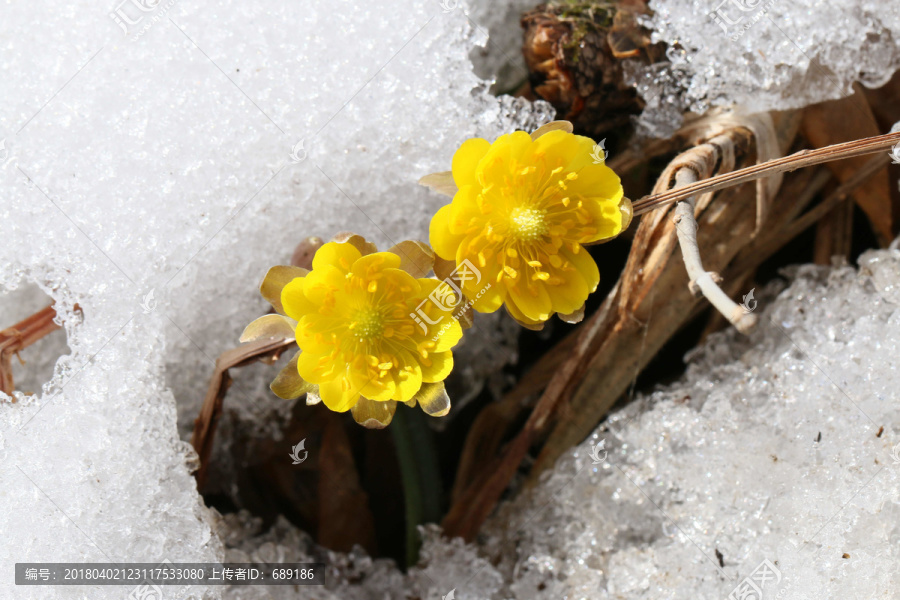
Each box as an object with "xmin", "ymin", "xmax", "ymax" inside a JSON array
[
  {"xmin": 355, "ymin": 365, "xmax": 397, "ymax": 402},
  {"xmin": 430, "ymin": 204, "xmax": 466, "ymax": 261},
  {"xmin": 300, "ymin": 264, "xmax": 346, "ymax": 307},
  {"xmin": 470, "ymin": 284, "xmax": 504, "ymax": 313},
  {"xmin": 312, "ymin": 241, "xmax": 362, "ymax": 273},
  {"xmin": 394, "ymin": 362, "xmax": 423, "ymax": 403},
  {"xmin": 420, "ymin": 350, "xmax": 453, "ymax": 383},
  {"xmin": 318, "ymin": 376, "xmax": 359, "ymax": 413},
  {"xmin": 430, "ymin": 316, "xmax": 462, "ymax": 353},
  {"xmin": 447, "ymin": 185, "xmax": 484, "ymax": 235},
  {"xmin": 566, "ymin": 161, "xmax": 623, "ymax": 202},
  {"xmin": 477, "ymin": 131, "xmax": 532, "ymax": 185},
  {"xmin": 504, "ymin": 299, "xmax": 546, "ymax": 330},
  {"xmin": 350, "ymin": 251, "xmax": 402, "ymax": 278},
  {"xmin": 260, "ymin": 265, "xmax": 309, "ymax": 314},
  {"xmin": 540, "ymin": 261, "xmax": 590, "ymax": 317},
  {"xmin": 295, "ymin": 346, "xmax": 330, "ymax": 381},
  {"xmin": 451, "ymin": 137, "xmax": 491, "ymax": 188},
  {"xmin": 561, "ymin": 245, "xmax": 600, "ymax": 294},
  {"xmin": 506, "ymin": 279, "xmax": 553, "ymax": 323},
  {"xmin": 280, "ymin": 277, "xmax": 318, "ymax": 321},
  {"xmin": 528, "ymin": 128, "xmax": 581, "ymax": 163}
]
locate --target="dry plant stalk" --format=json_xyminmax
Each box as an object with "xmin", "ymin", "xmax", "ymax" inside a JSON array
[
  {"xmin": 190, "ymin": 337, "xmax": 296, "ymax": 488},
  {"xmin": 632, "ymin": 130, "xmax": 900, "ymax": 215},
  {"xmin": 0, "ymin": 304, "xmax": 74, "ymax": 398}
]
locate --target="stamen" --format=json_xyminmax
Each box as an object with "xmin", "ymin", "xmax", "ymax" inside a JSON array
[{"xmin": 509, "ymin": 207, "xmax": 549, "ymax": 242}]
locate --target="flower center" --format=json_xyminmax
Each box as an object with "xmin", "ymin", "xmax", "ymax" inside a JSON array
[
  {"xmin": 351, "ymin": 307, "xmax": 384, "ymax": 341},
  {"xmin": 510, "ymin": 206, "xmax": 548, "ymax": 241}
]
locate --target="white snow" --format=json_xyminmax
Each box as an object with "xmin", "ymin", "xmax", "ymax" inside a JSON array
[
  {"xmin": 631, "ymin": 0, "xmax": 900, "ymax": 137},
  {"xmin": 0, "ymin": 0, "xmax": 550, "ymax": 598}
]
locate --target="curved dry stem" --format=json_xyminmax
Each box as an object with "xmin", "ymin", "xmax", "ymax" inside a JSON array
[{"xmin": 672, "ymin": 168, "xmax": 758, "ymax": 334}]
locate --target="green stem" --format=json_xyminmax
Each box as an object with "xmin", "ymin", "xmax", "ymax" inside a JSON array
[{"xmin": 391, "ymin": 406, "xmax": 442, "ymax": 569}]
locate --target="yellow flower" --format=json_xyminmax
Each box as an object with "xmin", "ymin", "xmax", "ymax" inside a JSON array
[
  {"xmin": 423, "ymin": 121, "xmax": 631, "ymax": 328},
  {"xmin": 240, "ymin": 235, "xmax": 463, "ymax": 428}
]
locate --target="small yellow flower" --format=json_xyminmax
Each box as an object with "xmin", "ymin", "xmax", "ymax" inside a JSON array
[
  {"xmin": 240, "ymin": 235, "xmax": 463, "ymax": 428},
  {"xmin": 423, "ymin": 121, "xmax": 631, "ymax": 328}
]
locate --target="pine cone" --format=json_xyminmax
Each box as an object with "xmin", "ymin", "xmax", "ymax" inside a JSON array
[{"xmin": 521, "ymin": 1, "xmax": 664, "ymax": 138}]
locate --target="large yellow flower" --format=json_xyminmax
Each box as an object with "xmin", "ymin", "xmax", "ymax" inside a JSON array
[
  {"xmin": 240, "ymin": 236, "xmax": 463, "ymax": 428},
  {"xmin": 424, "ymin": 121, "xmax": 631, "ymax": 328}
]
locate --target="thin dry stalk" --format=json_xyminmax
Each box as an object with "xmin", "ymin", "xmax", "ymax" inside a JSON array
[
  {"xmin": 190, "ymin": 337, "xmax": 295, "ymax": 487},
  {"xmin": 633, "ymin": 131, "xmax": 900, "ymax": 214},
  {"xmin": 0, "ymin": 304, "xmax": 73, "ymax": 397}
]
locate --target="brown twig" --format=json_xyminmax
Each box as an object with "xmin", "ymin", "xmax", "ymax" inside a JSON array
[
  {"xmin": 633, "ymin": 131, "xmax": 900, "ymax": 215},
  {"xmin": 0, "ymin": 304, "xmax": 74, "ymax": 398},
  {"xmin": 190, "ymin": 337, "xmax": 295, "ymax": 488},
  {"xmin": 441, "ymin": 282, "xmax": 620, "ymax": 541},
  {"xmin": 449, "ymin": 327, "xmax": 580, "ymax": 503}
]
